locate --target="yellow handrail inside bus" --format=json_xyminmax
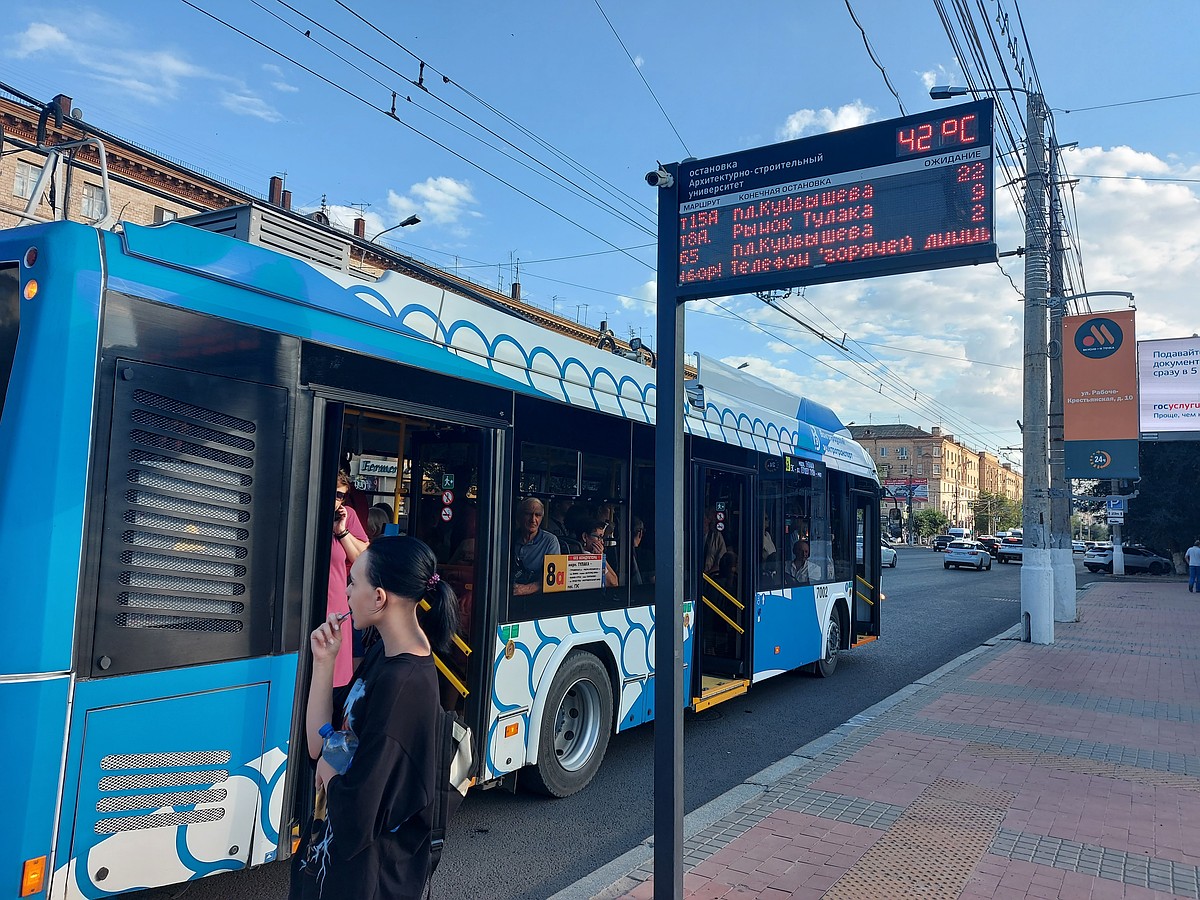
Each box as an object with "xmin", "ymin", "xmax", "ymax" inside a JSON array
[
  {"xmin": 419, "ymin": 597, "xmax": 472, "ymax": 656},
  {"xmin": 701, "ymin": 596, "xmax": 745, "ymax": 634},
  {"xmin": 434, "ymin": 653, "xmax": 470, "ymax": 698},
  {"xmin": 854, "ymin": 574, "xmax": 875, "ymax": 607},
  {"xmin": 701, "ymin": 573, "xmax": 745, "ymax": 610}
]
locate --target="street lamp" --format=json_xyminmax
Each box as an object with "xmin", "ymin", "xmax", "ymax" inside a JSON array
[
  {"xmin": 932, "ymin": 83, "xmax": 1053, "ymax": 644},
  {"xmin": 370, "ymin": 214, "xmax": 421, "ymax": 242}
]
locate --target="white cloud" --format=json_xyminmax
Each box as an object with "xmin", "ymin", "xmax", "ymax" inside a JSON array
[
  {"xmin": 615, "ymin": 278, "xmax": 656, "ymax": 312},
  {"xmin": 11, "ymin": 14, "xmax": 283, "ymax": 117},
  {"xmin": 263, "ymin": 63, "xmax": 299, "ymax": 92},
  {"xmin": 634, "ymin": 55, "xmax": 644, "ymax": 69},
  {"xmin": 384, "ymin": 177, "xmax": 480, "ymax": 233},
  {"xmin": 778, "ymin": 101, "xmax": 874, "ymax": 140},
  {"xmin": 10, "ymin": 22, "xmax": 71, "ymax": 58},
  {"xmin": 220, "ymin": 91, "xmax": 282, "ymax": 123}
]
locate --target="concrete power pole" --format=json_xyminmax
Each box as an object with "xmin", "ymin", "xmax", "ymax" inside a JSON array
[
  {"xmin": 1047, "ymin": 144, "xmax": 1077, "ymax": 622},
  {"xmin": 1021, "ymin": 92, "xmax": 1054, "ymax": 644}
]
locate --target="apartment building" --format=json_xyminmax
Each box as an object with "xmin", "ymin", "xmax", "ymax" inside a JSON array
[{"xmin": 848, "ymin": 424, "xmax": 1022, "ymax": 530}]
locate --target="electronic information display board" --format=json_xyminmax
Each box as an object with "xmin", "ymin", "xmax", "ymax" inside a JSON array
[{"xmin": 673, "ymin": 99, "xmax": 996, "ymax": 300}]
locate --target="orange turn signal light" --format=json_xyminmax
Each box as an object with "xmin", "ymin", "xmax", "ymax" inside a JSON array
[
  {"xmin": 504, "ymin": 722, "xmax": 520, "ymax": 738},
  {"xmin": 21, "ymin": 856, "xmax": 46, "ymax": 897},
  {"xmin": 23, "ymin": 279, "xmax": 38, "ymax": 300}
]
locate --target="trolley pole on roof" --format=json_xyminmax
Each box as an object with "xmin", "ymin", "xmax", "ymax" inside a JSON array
[{"xmin": 651, "ymin": 161, "xmax": 685, "ymax": 900}]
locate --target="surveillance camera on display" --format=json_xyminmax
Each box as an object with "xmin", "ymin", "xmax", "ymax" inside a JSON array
[{"xmin": 645, "ymin": 166, "xmax": 673, "ymax": 188}]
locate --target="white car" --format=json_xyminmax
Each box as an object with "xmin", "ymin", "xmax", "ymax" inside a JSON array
[
  {"xmin": 881, "ymin": 543, "xmax": 897, "ymax": 568},
  {"xmin": 1071, "ymin": 540, "xmax": 1087, "ymax": 553},
  {"xmin": 944, "ymin": 540, "xmax": 992, "ymax": 571}
]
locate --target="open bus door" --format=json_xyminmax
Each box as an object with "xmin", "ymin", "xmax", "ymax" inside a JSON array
[
  {"xmin": 851, "ymin": 489, "xmax": 882, "ymax": 646},
  {"xmin": 691, "ymin": 465, "xmax": 752, "ymax": 711}
]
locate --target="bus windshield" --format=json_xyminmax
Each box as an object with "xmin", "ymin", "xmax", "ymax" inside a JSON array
[{"xmin": 0, "ymin": 263, "xmax": 18, "ymax": 424}]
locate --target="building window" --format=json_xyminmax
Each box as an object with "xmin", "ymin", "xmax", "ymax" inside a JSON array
[
  {"xmin": 916, "ymin": 464, "xmax": 924, "ymax": 475},
  {"xmin": 13, "ymin": 160, "xmax": 38, "ymax": 200},
  {"xmin": 899, "ymin": 464, "xmax": 909, "ymax": 475},
  {"xmin": 81, "ymin": 183, "xmax": 106, "ymax": 220},
  {"xmin": 878, "ymin": 447, "xmax": 888, "ymax": 457},
  {"xmin": 932, "ymin": 464, "xmax": 941, "ymax": 476},
  {"xmin": 153, "ymin": 206, "xmax": 178, "ymax": 223},
  {"xmin": 896, "ymin": 447, "xmax": 909, "ymax": 459}
]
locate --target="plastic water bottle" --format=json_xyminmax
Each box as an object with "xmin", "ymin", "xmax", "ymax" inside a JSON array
[{"xmin": 318, "ymin": 723, "xmax": 358, "ymax": 774}]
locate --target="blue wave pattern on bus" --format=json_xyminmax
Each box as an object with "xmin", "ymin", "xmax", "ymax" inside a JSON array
[
  {"xmin": 119, "ymin": 223, "xmax": 869, "ymax": 468},
  {"xmin": 486, "ymin": 606, "xmax": 665, "ymax": 780},
  {"xmin": 51, "ymin": 654, "xmax": 296, "ymax": 898}
]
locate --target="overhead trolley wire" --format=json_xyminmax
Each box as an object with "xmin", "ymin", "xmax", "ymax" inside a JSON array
[
  {"xmin": 592, "ymin": 0, "xmax": 692, "ymax": 157},
  {"xmin": 256, "ymin": 0, "xmax": 656, "ymax": 236},
  {"xmin": 320, "ymin": 0, "xmax": 657, "ymax": 229},
  {"xmin": 177, "ymin": 0, "xmax": 656, "ymax": 271}
]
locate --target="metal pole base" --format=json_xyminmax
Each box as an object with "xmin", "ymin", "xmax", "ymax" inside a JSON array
[
  {"xmin": 1051, "ymin": 548, "xmax": 1076, "ymax": 622},
  {"xmin": 1021, "ymin": 547, "xmax": 1055, "ymax": 644}
]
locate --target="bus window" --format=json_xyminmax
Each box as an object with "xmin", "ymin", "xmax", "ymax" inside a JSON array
[{"xmin": 510, "ymin": 442, "xmax": 629, "ymax": 620}]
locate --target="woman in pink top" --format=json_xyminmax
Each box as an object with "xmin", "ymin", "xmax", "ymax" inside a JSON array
[{"xmin": 329, "ymin": 472, "xmax": 369, "ymax": 687}]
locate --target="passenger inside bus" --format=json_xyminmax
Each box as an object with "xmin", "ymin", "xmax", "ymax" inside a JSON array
[
  {"xmin": 577, "ymin": 518, "xmax": 619, "ymax": 587},
  {"xmin": 786, "ymin": 539, "xmax": 821, "ymax": 585},
  {"xmin": 630, "ymin": 517, "xmax": 651, "ymax": 584},
  {"xmin": 544, "ymin": 497, "xmax": 572, "ymax": 541},
  {"xmin": 702, "ymin": 507, "xmax": 726, "ymax": 575},
  {"xmin": 512, "ymin": 497, "xmax": 560, "ymax": 595}
]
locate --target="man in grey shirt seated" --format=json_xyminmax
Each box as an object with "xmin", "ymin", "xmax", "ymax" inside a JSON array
[{"xmin": 512, "ymin": 497, "xmax": 561, "ymax": 596}]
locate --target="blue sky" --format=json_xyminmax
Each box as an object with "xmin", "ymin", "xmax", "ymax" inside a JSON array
[{"xmin": 6, "ymin": 1, "xmax": 1200, "ymax": 463}]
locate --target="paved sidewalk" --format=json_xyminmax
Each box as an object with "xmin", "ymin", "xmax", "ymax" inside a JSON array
[{"xmin": 567, "ymin": 579, "xmax": 1200, "ymax": 899}]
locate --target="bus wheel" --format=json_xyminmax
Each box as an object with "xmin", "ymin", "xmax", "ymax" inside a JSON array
[
  {"xmin": 815, "ymin": 608, "xmax": 842, "ymax": 678},
  {"xmin": 526, "ymin": 651, "xmax": 613, "ymax": 797}
]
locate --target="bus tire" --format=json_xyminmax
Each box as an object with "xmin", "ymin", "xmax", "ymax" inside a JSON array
[
  {"xmin": 814, "ymin": 607, "xmax": 842, "ymax": 678},
  {"xmin": 525, "ymin": 651, "xmax": 613, "ymax": 798}
]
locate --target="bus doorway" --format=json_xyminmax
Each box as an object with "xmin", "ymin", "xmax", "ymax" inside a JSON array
[
  {"xmin": 852, "ymin": 489, "xmax": 882, "ymax": 645},
  {"xmin": 692, "ymin": 465, "xmax": 752, "ymax": 711}
]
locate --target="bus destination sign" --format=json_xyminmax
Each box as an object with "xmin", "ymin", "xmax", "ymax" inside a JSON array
[{"xmin": 674, "ymin": 99, "xmax": 995, "ymax": 299}]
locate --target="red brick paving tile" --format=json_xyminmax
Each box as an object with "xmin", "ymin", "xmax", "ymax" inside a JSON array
[
  {"xmin": 620, "ymin": 880, "xmax": 655, "ymax": 900},
  {"xmin": 688, "ymin": 884, "xmax": 734, "ymax": 900},
  {"xmin": 753, "ymin": 856, "xmax": 793, "ymax": 878},
  {"xmin": 756, "ymin": 889, "xmax": 792, "ymax": 900},
  {"xmin": 1026, "ymin": 882, "xmax": 1059, "ymax": 900}
]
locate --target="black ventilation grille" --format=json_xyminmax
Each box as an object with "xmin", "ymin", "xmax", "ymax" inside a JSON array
[{"xmin": 91, "ymin": 361, "xmax": 286, "ymax": 676}]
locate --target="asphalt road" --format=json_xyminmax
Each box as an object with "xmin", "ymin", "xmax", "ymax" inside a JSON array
[{"xmin": 127, "ymin": 549, "xmax": 1126, "ymax": 900}]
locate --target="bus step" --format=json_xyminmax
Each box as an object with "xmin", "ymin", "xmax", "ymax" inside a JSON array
[
  {"xmin": 851, "ymin": 635, "xmax": 878, "ymax": 648},
  {"xmin": 693, "ymin": 676, "xmax": 750, "ymax": 712}
]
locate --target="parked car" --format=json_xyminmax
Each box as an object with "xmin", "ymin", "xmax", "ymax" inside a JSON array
[
  {"xmin": 944, "ymin": 540, "xmax": 992, "ymax": 571},
  {"xmin": 996, "ymin": 538, "xmax": 1023, "ymax": 564},
  {"xmin": 880, "ymin": 543, "xmax": 898, "ymax": 568},
  {"xmin": 976, "ymin": 535, "xmax": 1001, "ymax": 554},
  {"xmin": 932, "ymin": 534, "xmax": 955, "ymax": 551},
  {"xmin": 1083, "ymin": 545, "xmax": 1173, "ymax": 575},
  {"xmin": 1071, "ymin": 540, "xmax": 1087, "ymax": 554}
]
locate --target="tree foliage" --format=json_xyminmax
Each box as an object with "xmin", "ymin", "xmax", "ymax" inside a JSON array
[
  {"xmin": 913, "ymin": 507, "xmax": 949, "ymax": 539},
  {"xmin": 1124, "ymin": 442, "xmax": 1200, "ymax": 553},
  {"xmin": 971, "ymin": 490, "xmax": 1021, "ymax": 534}
]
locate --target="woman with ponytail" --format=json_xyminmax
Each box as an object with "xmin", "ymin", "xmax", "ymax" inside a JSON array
[{"xmin": 291, "ymin": 536, "xmax": 458, "ymax": 900}]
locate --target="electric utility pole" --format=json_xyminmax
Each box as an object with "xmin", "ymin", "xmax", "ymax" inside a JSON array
[
  {"xmin": 1021, "ymin": 91, "xmax": 1054, "ymax": 644},
  {"xmin": 1047, "ymin": 143, "xmax": 1076, "ymax": 622}
]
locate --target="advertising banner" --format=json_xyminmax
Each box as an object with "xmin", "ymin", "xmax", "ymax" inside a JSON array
[
  {"xmin": 1138, "ymin": 336, "xmax": 1200, "ymax": 441},
  {"xmin": 1062, "ymin": 310, "xmax": 1139, "ymax": 478},
  {"xmin": 883, "ymin": 478, "xmax": 928, "ymax": 503}
]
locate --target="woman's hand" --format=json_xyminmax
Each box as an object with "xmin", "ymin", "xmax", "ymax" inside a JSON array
[
  {"xmin": 315, "ymin": 754, "xmax": 337, "ymax": 792},
  {"xmin": 333, "ymin": 504, "xmax": 349, "ymax": 536},
  {"xmin": 310, "ymin": 613, "xmax": 345, "ymax": 667}
]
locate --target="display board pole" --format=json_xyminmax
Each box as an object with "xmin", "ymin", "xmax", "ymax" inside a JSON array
[{"xmin": 652, "ymin": 162, "xmax": 685, "ymax": 900}]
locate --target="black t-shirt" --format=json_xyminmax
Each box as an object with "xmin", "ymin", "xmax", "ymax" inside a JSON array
[{"xmin": 291, "ymin": 643, "xmax": 440, "ymax": 900}]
